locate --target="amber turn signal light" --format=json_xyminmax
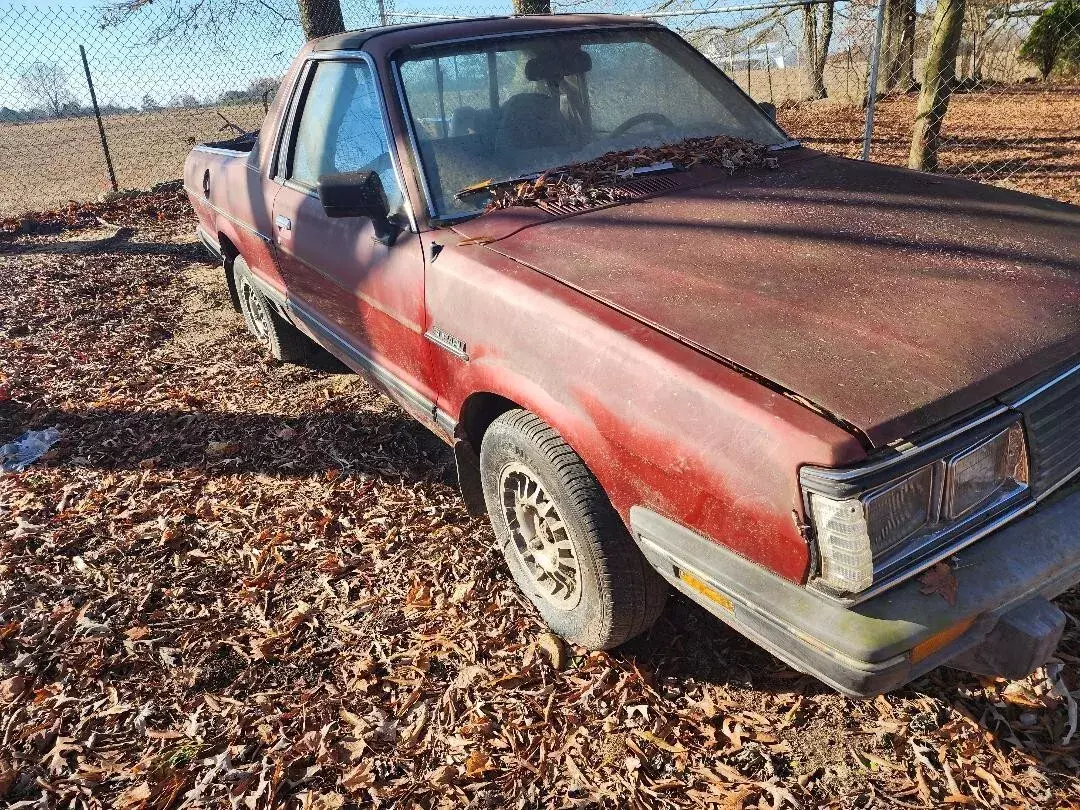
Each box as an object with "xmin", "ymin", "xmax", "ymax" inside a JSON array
[{"xmin": 910, "ymin": 617, "xmax": 975, "ymax": 664}]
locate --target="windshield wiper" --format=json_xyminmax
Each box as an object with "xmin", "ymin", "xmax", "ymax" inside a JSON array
[
  {"xmin": 454, "ymin": 160, "xmax": 683, "ymax": 201},
  {"xmin": 455, "ymin": 172, "xmax": 544, "ymax": 200},
  {"xmin": 615, "ymin": 160, "xmax": 677, "ymax": 178}
]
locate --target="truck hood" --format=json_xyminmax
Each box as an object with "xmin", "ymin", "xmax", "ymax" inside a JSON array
[{"xmin": 454, "ymin": 151, "xmax": 1080, "ymax": 447}]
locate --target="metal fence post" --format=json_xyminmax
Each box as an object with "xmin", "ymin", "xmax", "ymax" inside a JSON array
[
  {"xmin": 79, "ymin": 44, "xmax": 118, "ymax": 193},
  {"xmin": 745, "ymin": 39, "xmax": 751, "ymax": 93},
  {"xmin": 860, "ymin": 0, "xmax": 888, "ymax": 161},
  {"xmin": 764, "ymin": 41, "xmax": 774, "ymax": 105}
]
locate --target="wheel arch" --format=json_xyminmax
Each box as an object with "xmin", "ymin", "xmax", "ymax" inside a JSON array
[
  {"xmin": 451, "ymin": 385, "xmax": 613, "ymax": 520},
  {"xmin": 216, "ymin": 231, "xmax": 242, "ymax": 312},
  {"xmin": 452, "ymin": 391, "xmax": 521, "ymax": 516}
]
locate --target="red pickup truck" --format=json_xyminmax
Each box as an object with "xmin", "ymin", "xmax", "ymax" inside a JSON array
[{"xmin": 185, "ymin": 14, "xmax": 1080, "ymax": 696}]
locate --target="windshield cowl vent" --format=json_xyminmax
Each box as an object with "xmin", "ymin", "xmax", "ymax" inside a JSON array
[{"xmin": 535, "ymin": 174, "xmax": 679, "ymax": 217}]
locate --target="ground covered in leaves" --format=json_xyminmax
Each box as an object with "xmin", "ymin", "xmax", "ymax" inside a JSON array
[
  {"xmin": 2, "ymin": 190, "xmax": 1080, "ymax": 809},
  {"xmin": 777, "ymin": 84, "xmax": 1080, "ymax": 206}
]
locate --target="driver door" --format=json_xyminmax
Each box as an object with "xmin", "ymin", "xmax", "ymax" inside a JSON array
[{"xmin": 271, "ymin": 57, "xmax": 436, "ymax": 423}]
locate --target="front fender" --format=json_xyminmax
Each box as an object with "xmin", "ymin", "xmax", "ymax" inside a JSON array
[{"xmin": 427, "ymin": 241, "xmax": 866, "ymax": 583}]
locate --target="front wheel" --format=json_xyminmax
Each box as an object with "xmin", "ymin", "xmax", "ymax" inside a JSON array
[{"xmin": 480, "ymin": 409, "xmax": 668, "ymax": 649}]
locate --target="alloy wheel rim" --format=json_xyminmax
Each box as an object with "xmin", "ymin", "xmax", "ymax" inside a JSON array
[
  {"xmin": 241, "ymin": 278, "xmax": 271, "ymax": 345},
  {"xmin": 500, "ymin": 462, "xmax": 582, "ymax": 609}
]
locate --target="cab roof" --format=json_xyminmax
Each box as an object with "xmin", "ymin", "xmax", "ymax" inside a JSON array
[{"xmin": 310, "ymin": 13, "xmax": 659, "ymax": 55}]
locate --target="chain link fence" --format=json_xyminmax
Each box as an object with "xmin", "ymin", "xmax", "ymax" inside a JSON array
[
  {"xmin": 861, "ymin": 0, "xmax": 1080, "ymax": 202},
  {"xmin": 1, "ymin": 0, "xmax": 1078, "ymax": 216}
]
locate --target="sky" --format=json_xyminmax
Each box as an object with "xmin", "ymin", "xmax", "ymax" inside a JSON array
[
  {"xmin": 0, "ymin": 0, "xmax": 519, "ymax": 110},
  {"xmin": 0, "ymin": 0, "xmax": 874, "ymax": 111}
]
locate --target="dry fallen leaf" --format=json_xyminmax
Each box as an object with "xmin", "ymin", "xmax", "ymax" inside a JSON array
[
  {"xmin": 307, "ymin": 793, "xmax": 344, "ymax": 810},
  {"xmin": 340, "ymin": 760, "xmax": 375, "ymax": 792},
  {"xmin": 536, "ymin": 630, "xmax": 568, "ymax": 670},
  {"xmin": 0, "ymin": 761, "xmax": 15, "ymax": 798},
  {"xmin": 405, "ymin": 583, "xmax": 433, "ymax": 608},
  {"xmin": 634, "ymin": 728, "xmax": 688, "ymax": 754},
  {"xmin": 480, "ymin": 135, "xmax": 777, "ymax": 214},
  {"xmin": 0, "ymin": 676, "xmax": 30, "ymax": 704},
  {"xmin": 919, "ymin": 561, "xmax": 959, "ymax": 606},
  {"xmin": 463, "ymin": 750, "xmax": 495, "ymax": 778},
  {"xmin": 428, "ymin": 764, "xmax": 459, "ymax": 786},
  {"xmin": 114, "ymin": 782, "xmax": 151, "ymax": 810}
]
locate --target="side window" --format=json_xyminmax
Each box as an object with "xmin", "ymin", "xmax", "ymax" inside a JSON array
[
  {"xmin": 289, "ymin": 60, "xmax": 401, "ymax": 207},
  {"xmin": 495, "ymin": 50, "xmax": 534, "ymax": 105}
]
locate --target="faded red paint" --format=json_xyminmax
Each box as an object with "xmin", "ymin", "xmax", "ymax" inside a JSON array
[
  {"xmin": 454, "ymin": 152, "xmax": 1080, "ymax": 447},
  {"xmin": 421, "ymin": 235, "xmax": 865, "ymax": 580},
  {"xmin": 183, "ymin": 15, "xmax": 1080, "ymax": 588}
]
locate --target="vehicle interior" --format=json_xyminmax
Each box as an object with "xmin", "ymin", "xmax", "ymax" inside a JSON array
[{"xmin": 395, "ymin": 27, "xmax": 787, "ymax": 217}]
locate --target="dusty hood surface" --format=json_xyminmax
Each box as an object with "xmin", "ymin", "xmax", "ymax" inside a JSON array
[{"xmin": 454, "ymin": 151, "xmax": 1080, "ymax": 447}]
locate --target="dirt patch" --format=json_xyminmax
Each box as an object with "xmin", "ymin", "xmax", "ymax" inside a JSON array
[{"xmin": 168, "ymin": 260, "xmax": 244, "ymax": 357}]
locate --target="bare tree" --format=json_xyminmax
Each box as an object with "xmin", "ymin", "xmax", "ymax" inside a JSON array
[
  {"xmin": 19, "ymin": 62, "xmax": 73, "ymax": 119},
  {"xmin": 103, "ymin": 0, "xmax": 347, "ymax": 41},
  {"xmin": 881, "ymin": 0, "xmax": 917, "ymax": 92},
  {"xmin": 800, "ymin": 1, "xmax": 835, "ymax": 99},
  {"xmin": 909, "ymin": 0, "xmax": 966, "ymax": 171}
]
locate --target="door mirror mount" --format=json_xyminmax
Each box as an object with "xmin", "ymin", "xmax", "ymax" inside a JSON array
[{"xmin": 317, "ymin": 170, "xmax": 401, "ymax": 244}]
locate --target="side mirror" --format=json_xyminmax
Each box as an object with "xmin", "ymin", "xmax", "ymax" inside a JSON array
[
  {"xmin": 318, "ymin": 169, "xmax": 388, "ymax": 219},
  {"xmin": 317, "ymin": 169, "xmax": 400, "ymax": 244},
  {"xmin": 758, "ymin": 101, "xmax": 777, "ymax": 122}
]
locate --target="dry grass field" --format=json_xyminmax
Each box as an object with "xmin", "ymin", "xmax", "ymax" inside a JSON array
[
  {"xmin": 724, "ymin": 59, "xmax": 873, "ymax": 106},
  {"xmin": 1, "ymin": 81, "xmax": 1077, "ymax": 216},
  {"xmin": 0, "ymin": 103, "xmax": 266, "ymax": 215}
]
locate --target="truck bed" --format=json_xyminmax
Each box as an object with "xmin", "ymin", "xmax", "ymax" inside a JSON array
[{"xmin": 198, "ymin": 130, "xmax": 259, "ymax": 154}]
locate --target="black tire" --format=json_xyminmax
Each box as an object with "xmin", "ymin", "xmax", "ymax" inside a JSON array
[
  {"xmin": 480, "ymin": 409, "xmax": 668, "ymax": 649},
  {"xmin": 233, "ymin": 257, "xmax": 317, "ymax": 364}
]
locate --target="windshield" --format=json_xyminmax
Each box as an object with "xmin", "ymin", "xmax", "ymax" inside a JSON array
[{"xmin": 397, "ymin": 26, "xmax": 789, "ymax": 219}]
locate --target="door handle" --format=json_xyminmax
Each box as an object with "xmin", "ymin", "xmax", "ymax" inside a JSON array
[{"xmin": 274, "ymin": 215, "xmax": 292, "ymax": 231}]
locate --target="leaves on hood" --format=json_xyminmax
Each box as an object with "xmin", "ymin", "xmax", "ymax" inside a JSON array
[{"xmin": 483, "ymin": 135, "xmax": 779, "ymax": 212}]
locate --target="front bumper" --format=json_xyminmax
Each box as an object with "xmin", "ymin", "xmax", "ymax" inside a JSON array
[{"xmin": 631, "ymin": 488, "xmax": 1080, "ymax": 697}]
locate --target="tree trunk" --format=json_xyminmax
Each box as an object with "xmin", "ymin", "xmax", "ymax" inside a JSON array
[
  {"xmin": 298, "ymin": 0, "xmax": 345, "ymax": 40},
  {"xmin": 908, "ymin": 0, "xmax": 965, "ymax": 171},
  {"xmin": 881, "ymin": 0, "xmax": 916, "ymax": 92},
  {"xmin": 513, "ymin": 0, "xmax": 551, "ymax": 13},
  {"xmin": 881, "ymin": 0, "xmax": 900, "ymax": 89},
  {"xmin": 801, "ymin": 1, "xmax": 835, "ymax": 99},
  {"xmin": 896, "ymin": 0, "xmax": 917, "ymax": 89}
]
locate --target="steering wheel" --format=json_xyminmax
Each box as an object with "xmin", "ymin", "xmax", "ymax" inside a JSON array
[{"xmin": 609, "ymin": 112, "xmax": 676, "ymax": 139}]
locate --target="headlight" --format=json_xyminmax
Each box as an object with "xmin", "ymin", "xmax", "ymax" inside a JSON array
[
  {"xmin": 804, "ymin": 419, "xmax": 1030, "ymax": 596},
  {"xmin": 809, "ymin": 464, "xmax": 937, "ymax": 593},
  {"xmin": 944, "ymin": 423, "xmax": 1028, "ymax": 519}
]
